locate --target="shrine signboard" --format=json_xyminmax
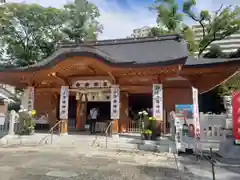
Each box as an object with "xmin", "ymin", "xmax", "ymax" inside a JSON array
[
  {"xmin": 27, "ymin": 87, "xmax": 34, "ymax": 111},
  {"xmin": 59, "ymin": 86, "xmax": 69, "ymax": 120},
  {"xmin": 192, "ymin": 87, "xmax": 200, "ymax": 141},
  {"xmin": 152, "ymin": 84, "xmax": 163, "ymax": 121},
  {"xmin": 232, "ymin": 91, "xmax": 240, "ymax": 144},
  {"xmin": 110, "ymin": 85, "xmax": 120, "ymax": 119}
]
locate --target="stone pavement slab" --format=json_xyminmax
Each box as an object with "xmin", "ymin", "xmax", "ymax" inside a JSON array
[
  {"xmin": 0, "ymin": 145, "xmax": 202, "ymax": 180},
  {"xmin": 179, "ymin": 155, "xmax": 240, "ymax": 180}
]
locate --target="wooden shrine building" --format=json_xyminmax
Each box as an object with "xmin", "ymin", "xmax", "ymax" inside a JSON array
[{"xmin": 0, "ymin": 34, "xmax": 239, "ymax": 135}]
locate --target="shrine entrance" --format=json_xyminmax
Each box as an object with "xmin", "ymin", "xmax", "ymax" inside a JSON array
[
  {"xmin": 67, "ymin": 80, "xmax": 112, "ymax": 132},
  {"xmin": 128, "ymin": 93, "xmax": 152, "ymax": 132}
]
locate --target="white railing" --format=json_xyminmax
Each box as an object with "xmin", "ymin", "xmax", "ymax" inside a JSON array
[
  {"xmin": 170, "ymin": 111, "xmax": 229, "ymax": 152},
  {"xmin": 0, "ymin": 113, "xmax": 9, "ymax": 138},
  {"xmin": 199, "ymin": 112, "xmax": 226, "ymax": 141}
]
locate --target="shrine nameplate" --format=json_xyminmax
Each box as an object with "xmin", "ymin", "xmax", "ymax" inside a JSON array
[
  {"xmin": 59, "ymin": 86, "xmax": 69, "ymax": 119},
  {"xmin": 152, "ymin": 84, "xmax": 163, "ymax": 121}
]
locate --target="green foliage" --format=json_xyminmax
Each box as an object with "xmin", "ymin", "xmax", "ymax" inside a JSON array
[
  {"xmin": 150, "ymin": 0, "xmax": 183, "ymax": 33},
  {"xmin": 143, "ymin": 129, "xmax": 152, "ymax": 135},
  {"xmin": 138, "ymin": 111, "xmax": 157, "ymax": 139},
  {"xmin": 18, "ymin": 110, "xmax": 36, "ymax": 135},
  {"xmin": 203, "ymin": 45, "xmax": 226, "ymax": 58},
  {"xmin": 204, "ymin": 46, "xmax": 240, "ymax": 96},
  {"xmin": 149, "ymin": 0, "xmax": 197, "ymax": 55},
  {"xmin": 0, "ymin": 3, "xmax": 65, "ymax": 66},
  {"xmin": 201, "ymin": 45, "xmax": 240, "ymax": 96},
  {"xmin": 148, "ymin": 0, "xmax": 240, "ymax": 57},
  {"xmin": 182, "ymin": 26, "xmax": 198, "ymax": 55},
  {"xmin": 218, "ymin": 73, "xmax": 240, "ymax": 96},
  {"xmin": 183, "ymin": 0, "xmax": 240, "ymax": 56},
  {"xmin": 0, "ymin": 0, "xmax": 102, "ymax": 67},
  {"xmin": 148, "ymin": 26, "xmax": 169, "ymax": 36},
  {"xmin": 62, "ymin": 0, "xmax": 103, "ymax": 42}
]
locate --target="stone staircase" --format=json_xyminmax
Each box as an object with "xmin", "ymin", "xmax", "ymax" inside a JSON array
[{"xmin": 0, "ymin": 133, "xmax": 177, "ymax": 153}]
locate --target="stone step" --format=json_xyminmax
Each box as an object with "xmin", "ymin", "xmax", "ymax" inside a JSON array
[{"xmin": 0, "ymin": 134, "xmax": 176, "ymax": 153}]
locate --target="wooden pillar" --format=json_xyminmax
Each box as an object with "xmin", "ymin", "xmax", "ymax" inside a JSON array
[
  {"xmin": 81, "ymin": 94, "xmax": 88, "ymax": 130},
  {"xmin": 60, "ymin": 120, "xmax": 68, "ymax": 135},
  {"xmin": 76, "ymin": 97, "xmax": 81, "ymax": 129},
  {"xmin": 112, "ymin": 119, "xmax": 119, "ymax": 134},
  {"xmin": 119, "ymin": 92, "xmax": 129, "ymax": 133}
]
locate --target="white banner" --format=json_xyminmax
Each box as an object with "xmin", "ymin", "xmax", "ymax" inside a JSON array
[
  {"xmin": 152, "ymin": 84, "xmax": 163, "ymax": 121},
  {"xmin": 27, "ymin": 87, "xmax": 34, "ymax": 111},
  {"xmin": 110, "ymin": 85, "xmax": 120, "ymax": 119},
  {"xmin": 192, "ymin": 87, "xmax": 201, "ymax": 141},
  {"xmin": 170, "ymin": 112, "xmax": 182, "ymax": 151},
  {"xmin": 59, "ymin": 86, "xmax": 69, "ymax": 119}
]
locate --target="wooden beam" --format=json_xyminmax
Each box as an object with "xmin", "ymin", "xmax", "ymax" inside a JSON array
[
  {"xmin": 69, "ymin": 76, "xmax": 114, "ymax": 84},
  {"xmin": 48, "ymin": 72, "xmax": 69, "ymax": 85}
]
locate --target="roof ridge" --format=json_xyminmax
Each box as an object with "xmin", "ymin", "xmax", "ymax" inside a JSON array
[{"xmin": 59, "ymin": 34, "xmax": 182, "ymax": 48}]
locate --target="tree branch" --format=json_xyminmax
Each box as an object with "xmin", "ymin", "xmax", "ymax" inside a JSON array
[
  {"xmin": 199, "ymin": 19, "xmax": 205, "ymax": 37},
  {"xmin": 215, "ymin": 4, "xmax": 224, "ymax": 16}
]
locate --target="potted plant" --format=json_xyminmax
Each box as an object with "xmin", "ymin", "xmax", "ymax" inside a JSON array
[
  {"xmin": 143, "ymin": 129, "xmax": 152, "ymax": 140},
  {"xmin": 138, "ymin": 110, "xmax": 149, "ymax": 130},
  {"xmin": 138, "ymin": 110, "xmax": 158, "ymax": 140},
  {"xmin": 148, "ymin": 116, "xmax": 156, "ymax": 140},
  {"xmin": 17, "ymin": 109, "xmax": 36, "ymax": 135}
]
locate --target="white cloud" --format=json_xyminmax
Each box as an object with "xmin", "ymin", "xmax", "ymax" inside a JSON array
[{"xmin": 88, "ymin": 0, "xmax": 157, "ymax": 39}]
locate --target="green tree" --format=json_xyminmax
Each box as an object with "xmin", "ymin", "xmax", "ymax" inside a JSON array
[
  {"xmin": 149, "ymin": 0, "xmax": 240, "ymax": 57},
  {"xmin": 150, "ymin": 0, "xmax": 183, "ymax": 33},
  {"xmin": 62, "ymin": 0, "xmax": 103, "ymax": 42},
  {"xmin": 149, "ymin": 0, "xmax": 197, "ymax": 55},
  {"xmin": 183, "ymin": 0, "xmax": 240, "ymax": 57},
  {"xmin": 0, "ymin": 3, "xmax": 65, "ymax": 67},
  {"xmin": 203, "ymin": 44, "xmax": 226, "ymax": 58},
  {"xmin": 0, "ymin": 0, "xmax": 102, "ymax": 67},
  {"xmin": 148, "ymin": 26, "xmax": 169, "ymax": 36}
]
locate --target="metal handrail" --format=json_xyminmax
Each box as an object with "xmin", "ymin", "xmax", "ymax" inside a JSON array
[
  {"xmin": 39, "ymin": 120, "xmax": 63, "ymax": 144},
  {"xmin": 105, "ymin": 121, "xmax": 113, "ymax": 148}
]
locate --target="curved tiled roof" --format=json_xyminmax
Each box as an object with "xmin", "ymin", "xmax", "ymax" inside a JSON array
[
  {"xmin": 0, "ymin": 34, "xmax": 239, "ymax": 72},
  {"xmin": 0, "ymin": 34, "xmax": 188, "ymax": 72}
]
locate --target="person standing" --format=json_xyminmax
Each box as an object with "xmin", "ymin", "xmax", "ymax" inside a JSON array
[{"xmin": 89, "ymin": 107, "xmax": 99, "ymax": 134}]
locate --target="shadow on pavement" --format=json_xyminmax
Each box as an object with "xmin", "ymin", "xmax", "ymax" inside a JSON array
[
  {"xmin": 138, "ymin": 165, "xmax": 208, "ymax": 180},
  {"xmin": 179, "ymin": 156, "xmax": 240, "ymax": 180}
]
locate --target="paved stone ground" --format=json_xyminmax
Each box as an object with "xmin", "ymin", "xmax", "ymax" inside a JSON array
[
  {"xmin": 0, "ymin": 145, "xmax": 202, "ymax": 180},
  {"xmin": 179, "ymin": 154, "xmax": 240, "ymax": 180}
]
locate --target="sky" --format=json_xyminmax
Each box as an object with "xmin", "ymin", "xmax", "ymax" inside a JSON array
[{"xmin": 8, "ymin": 0, "xmax": 240, "ymax": 40}]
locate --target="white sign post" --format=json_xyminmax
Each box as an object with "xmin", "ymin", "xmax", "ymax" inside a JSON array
[
  {"xmin": 59, "ymin": 86, "xmax": 69, "ymax": 120},
  {"xmin": 152, "ymin": 84, "xmax": 163, "ymax": 121},
  {"xmin": 27, "ymin": 87, "xmax": 34, "ymax": 111},
  {"xmin": 192, "ymin": 87, "xmax": 201, "ymax": 156},
  {"xmin": 110, "ymin": 85, "xmax": 120, "ymax": 120}
]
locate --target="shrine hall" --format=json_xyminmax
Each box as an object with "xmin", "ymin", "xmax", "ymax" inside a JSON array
[{"xmin": 0, "ymin": 34, "xmax": 239, "ymax": 135}]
